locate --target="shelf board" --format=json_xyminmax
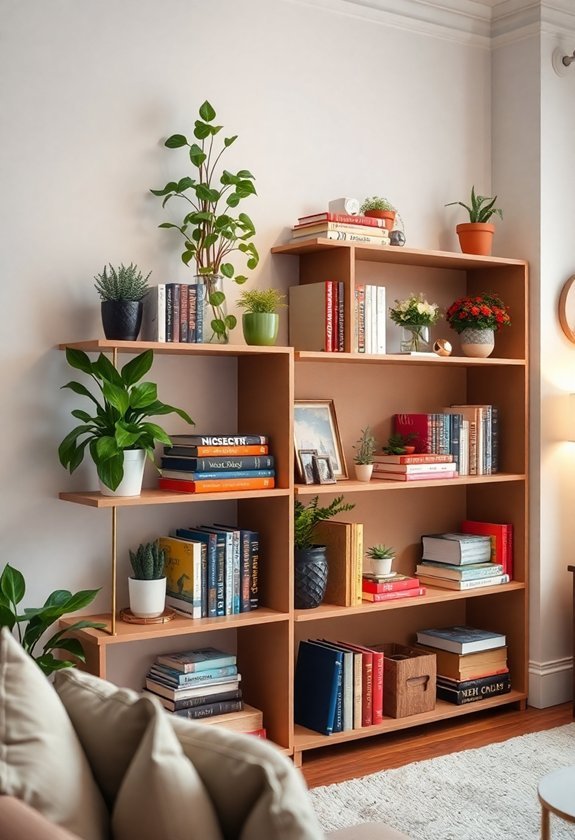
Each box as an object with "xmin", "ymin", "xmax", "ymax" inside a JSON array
[
  {"xmin": 295, "ymin": 351, "xmax": 526, "ymax": 367},
  {"xmin": 59, "ymin": 487, "xmax": 290, "ymax": 508},
  {"xmin": 294, "ymin": 581, "xmax": 526, "ymax": 621},
  {"xmin": 293, "ymin": 690, "xmax": 527, "ymax": 752},
  {"xmin": 295, "ymin": 473, "xmax": 526, "ymax": 496},
  {"xmin": 60, "ymin": 607, "xmax": 289, "ymax": 644},
  {"xmin": 58, "ymin": 340, "xmax": 293, "ymax": 357}
]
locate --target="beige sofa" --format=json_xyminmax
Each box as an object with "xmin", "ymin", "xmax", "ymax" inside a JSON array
[{"xmin": 0, "ymin": 628, "xmax": 408, "ymax": 839}]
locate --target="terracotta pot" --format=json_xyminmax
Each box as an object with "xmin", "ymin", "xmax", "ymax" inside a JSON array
[
  {"xmin": 456, "ymin": 223, "xmax": 495, "ymax": 256},
  {"xmin": 364, "ymin": 209, "xmax": 396, "ymax": 231}
]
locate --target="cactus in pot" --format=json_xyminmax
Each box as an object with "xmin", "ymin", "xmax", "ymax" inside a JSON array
[{"xmin": 128, "ymin": 541, "xmax": 166, "ymax": 618}]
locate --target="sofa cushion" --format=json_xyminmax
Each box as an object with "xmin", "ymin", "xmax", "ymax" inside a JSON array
[
  {"xmin": 0, "ymin": 629, "xmax": 109, "ymax": 840},
  {"xmin": 0, "ymin": 796, "xmax": 81, "ymax": 840}
]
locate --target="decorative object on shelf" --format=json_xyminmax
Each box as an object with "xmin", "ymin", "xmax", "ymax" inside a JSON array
[
  {"xmin": 58, "ymin": 348, "xmax": 194, "ymax": 495},
  {"xmin": 312, "ymin": 454, "xmax": 336, "ymax": 484},
  {"xmin": 150, "ymin": 100, "xmax": 259, "ymax": 344},
  {"xmin": 353, "ymin": 425, "xmax": 377, "ymax": 481},
  {"xmin": 294, "ymin": 399, "xmax": 347, "ymax": 480},
  {"xmin": 294, "ymin": 495, "xmax": 355, "ymax": 609},
  {"xmin": 328, "ymin": 196, "xmax": 360, "ymax": 215},
  {"xmin": 359, "ymin": 195, "xmax": 396, "ymax": 230},
  {"xmin": 390, "ymin": 230, "xmax": 406, "ymax": 247},
  {"xmin": 445, "ymin": 186, "xmax": 503, "ymax": 256},
  {"xmin": 558, "ymin": 274, "xmax": 575, "ymax": 343},
  {"xmin": 433, "ymin": 338, "xmax": 452, "ymax": 357},
  {"xmin": 119, "ymin": 607, "xmax": 176, "ymax": 624},
  {"xmin": 383, "ymin": 432, "xmax": 417, "ymax": 455},
  {"xmin": 389, "ymin": 292, "xmax": 441, "ymax": 353},
  {"xmin": 236, "ymin": 288, "xmax": 286, "ymax": 346},
  {"xmin": 298, "ymin": 449, "xmax": 319, "ymax": 485},
  {"xmin": 0, "ymin": 563, "xmax": 104, "ymax": 676},
  {"xmin": 366, "ymin": 544, "xmax": 395, "ymax": 577},
  {"xmin": 93, "ymin": 263, "xmax": 151, "ymax": 341},
  {"xmin": 127, "ymin": 541, "xmax": 167, "ymax": 619},
  {"xmin": 446, "ymin": 293, "xmax": 511, "ymax": 358}
]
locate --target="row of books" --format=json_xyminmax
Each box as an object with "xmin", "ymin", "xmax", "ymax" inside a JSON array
[
  {"xmin": 158, "ymin": 433, "xmax": 276, "ymax": 494},
  {"xmin": 355, "ymin": 284, "xmax": 386, "ymax": 354},
  {"xmin": 288, "ymin": 280, "xmax": 345, "ymax": 352},
  {"xmin": 143, "ymin": 282, "xmax": 207, "ymax": 343},
  {"xmin": 161, "ymin": 523, "xmax": 259, "ymax": 618},
  {"xmin": 372, "ymin": 452, "xmax": 458, "ymax": 482},
  {"xmin": 292, "ymin": 211, "xmax": 392, "ymax": 247}
]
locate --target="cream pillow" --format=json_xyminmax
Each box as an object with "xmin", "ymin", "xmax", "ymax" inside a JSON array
[{"xmin": 0, "ymin": 628, "xmax": 109, "ymax": 840}]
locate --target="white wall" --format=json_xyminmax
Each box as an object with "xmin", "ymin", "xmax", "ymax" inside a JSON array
[{"xmin": 1, "ymin": 0, "xmax": 491, "ymax": 681}]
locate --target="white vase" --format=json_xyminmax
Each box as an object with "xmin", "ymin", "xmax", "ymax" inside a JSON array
[
  {"xmin": 355, "ymin": 464, "xmax": 374, "ymax": 482},
  {"xmin": 128, "ymin": 577, "xmax": 166, "ymax": 618},
  {"xmin": 371, "ymin": 556, "xmax": 394, "ymax": 576},
  {"xmin": 460, "ymin": 328, "xmax": 495, "ymax": 358},
  {"xmin": 99, "ymin": 449, "xmax": 146, "ymax": 497}
]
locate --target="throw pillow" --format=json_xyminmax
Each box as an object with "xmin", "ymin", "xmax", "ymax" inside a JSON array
[{"xmin": 0, "ymin": 628, "xmax": 109, "ymax": 840}]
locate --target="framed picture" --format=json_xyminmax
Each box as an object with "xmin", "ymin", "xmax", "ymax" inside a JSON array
[
  {"xmin": 294, "ymin": 399, "xmax": 347, "ymax": 480},
  {"xmin": 298, "ymin": 449, "xmax": 319, "ymax": 485},
  {"xmin": 312, "ymin": 454, "xmax": 336, "ymax": 484}
]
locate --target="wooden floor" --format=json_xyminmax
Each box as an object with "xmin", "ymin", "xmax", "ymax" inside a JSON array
[{"xmin": 301, "ymin": 701, "xmax": 574, "ymax": 788}]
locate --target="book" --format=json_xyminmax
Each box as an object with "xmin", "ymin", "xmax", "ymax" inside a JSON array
[
  {"xmin": 155, "ymin": 646, "xmax": 236, "ymax": 673},
  {"xmin": 191, "ymin": 703, "xmax": 263, "ymax": 732},
  {"xmin": 172, "ymin": 698, "xmax": 244, "ymax": 720},
  {"xmin": 315, "ymin": 641, "xmax": 354, "ymax": 732},
  {"xmin": 416, "ymin": 626, "xmax": 506, "ymax": 654},
  {"xmin": 158, "ymin": 476, "xmax": 275, "ymax": 493},
  {"xmin": 361, "ymin": 586, "xmax": 427, "ymax": 602},
  {"xmin": 292, "ymin": 223, "xmax": 390, "ymax": 240},
  {"xmin": 294, "ymin": 230, "xmax": 392, "ymax": 245},
  {"xmin": 361, "ymin": 574, "xmax": 421, "ymax": 593},
  {"xmin": 420, "ymin": 533, "xmax": 492, "ymax": 564},
  {"xmin": 416, "ymin": 573, "xmax": 509, "ymax": 591},
  {"xmin": 148, "ymin": 663, "xmax": 238, "ymax": 686},
  {"xmin": 163, "ymin": 444, "xmax": 270, "ymax": 457},
  {"xmin": 436, "ymin": 672, "xmax": 511, "ymax": 705},
  {"xmin": 335, "ymin": 641, "xmax": 375, "ymax": 726},
  {"xmin": 372, "ymin": 454, "xmax": 454, "ymax": 465},
  {"xmin": 161, "ymin": 468, "xmax": 274, "ymax": 481},
  {"xmin": 313, "ymin": 520, "xmax": 354, "ymax": 607},
  {"xmin": 288, "ymin": 281, "xmax": 335, "ymax": 352},
  {"xmin": 372, "ymin": 471, "xmax": 457, "ymax": 482},
  {"xmin": 145, "ymin": 675, "xmax": 241, "ymax": 700},
  {"xmin": 414, "ymin": 645, "xmax": 508, "ymax": 681},
  {"xmin": 176, "ymin": 527, "xmax": 219, "ymax": 617},
  {"xmin": 160, "ymin": 455, "xmax": 275, "ymax": 471},
  {"xmin": 143, "ymin": 687, "xmax": 242, "ymax": 712},
  {"xmin": 202, "ymin": 524, "xmax": 239, "ymax": 614},
  {"xmin": 415, "ymin": 561, "xmax": 505, "ymax": 580},
  {"xmin": 297, "ymin": 211, "xmax": 388, "ymax": 228},
  {"xmin": 373, "ymin": 462, "xmax": 456, "ymax": 474},
  {"xmin": 168, "ymin": 434, "xmax": 269, "ymax": 446},
  {"xmin": 142, "ymin": 284, "xmax": 166, "ymax": 342},
  {"xmin": 159, "ymin": 535, "xmax": 202, "ymax": 619},
  {"xmin": 294, "ymin": 640, "xmax": 343, "ymax": 735},
  {"xmin": 460, "ymin": 519, "xmax": 513, "ymax": 579}
]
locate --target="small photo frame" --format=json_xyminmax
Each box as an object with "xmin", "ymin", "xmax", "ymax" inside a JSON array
[
  {"xmin": 298, "ymin": 449, "xmax": 319, "ymax": 485},
  {"xmin": 312, "ymin": 454, "xmax": 336, "ymax": 484},
  {"xmin": 294, "ymin": 399, "xmax": 348, "ymax": 480}
]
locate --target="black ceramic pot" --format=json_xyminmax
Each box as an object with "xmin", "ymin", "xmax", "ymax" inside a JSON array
[
  {"xmin": 294, "ymin": 545, "xmax": 328, "ymax": 609},
  {"xmin": 101, "ymin": 300, "xmax": 143, "ymax": 341}
]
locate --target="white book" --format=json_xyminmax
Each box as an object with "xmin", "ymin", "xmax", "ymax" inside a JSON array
[
  {"xmin": 364, "ymin": 285, "xmax": 373, "ymax": 354},
  {"xmin": 142, "ymin": 284, "xmax": 166, "ymax": 342},
  {"xmin": 376, "ymin": 285, "xmax": 386, "ymax": 354}
]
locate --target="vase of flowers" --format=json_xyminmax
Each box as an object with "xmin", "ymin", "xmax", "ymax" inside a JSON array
[
  {"xmin": 446, "ymin": 293, "xmax": 511, "ymax": 358},
  {"xmin": 389, "ymin": 293, "xmax": 441, "ymax": 353}
]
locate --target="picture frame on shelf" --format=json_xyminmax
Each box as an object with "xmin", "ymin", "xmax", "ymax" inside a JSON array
[
  {"xmin": 298, "ymin": 449, "xmax": 319, "ymax": 485},
  {"xmin": 294, "ymin": 399, "xmax": 347, "ymax": 480},
  {"xmin": 312, "ymin": 454, "xmax": 336, "ymax": 484}
]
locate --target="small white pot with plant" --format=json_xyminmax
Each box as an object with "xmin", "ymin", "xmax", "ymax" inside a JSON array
[
  {"xmin": 128, "ymin": 541, "xmax": 167, "ymax": 618},
  {"xmin": 237, "ymin": 288, "xmax": 286, "ymax": 346},
  {"xmin": 353, "ymin": 426, "xmax": 377, "ymax": 481},
  {"xmin": 366, "ymin": 544, "xmax": 395, "ymax": 577}
]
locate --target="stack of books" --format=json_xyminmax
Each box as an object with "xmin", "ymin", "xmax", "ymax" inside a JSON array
[
  {"xmin": 158, "ymin": 434, "xmax": 275, "ymax": 493},
  {"xmin": 161, "ymin": 522, "xmax": 259, "ymax": 618},
  {"xmin": 416, "ymin": 532, "xmax": 509, "ymax": 590},
  {"xmin": 415, "ymin": 626, "xmax": 510, "ymax": 705},
  {"xmin": 361, "ymin": 573, "xmax": 426, "ymax": 603},
  {"xmin": 291, "ymin": 211, "xmax": 391, "ymax": 246},
  {"xmin": 372, "ymin": 452, "xmax": 457, "ymax": 482},
  {"xmin": 460, "ymin": 519, "xmax": 514, "ymax": 579},
  {"xmin": 288, "ymin": 280, "xmax": 345, "ymax": 352},
  {"xmin": 143, "ymin": 282, "xmax": 207, "ymax": 343}
]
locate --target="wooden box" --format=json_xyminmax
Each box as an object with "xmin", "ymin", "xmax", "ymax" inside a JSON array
[{"xmin": 376, "ymin": 643, "xmax": 436, "ymax": 718}]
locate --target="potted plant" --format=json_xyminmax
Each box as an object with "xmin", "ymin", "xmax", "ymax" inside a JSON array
[
  {"xmin": 0, "ymin": 563, "xmax": 104, "ymax": 676},
  {"xmin": 294, "ymin": 495, "xmax": 355, "ymax": 608},
  {"xmin": 93, "ymin": 263, "xmax": 151, "ymax": 341},
  {"xmin": 150, "ymin": 100, "xmax": 259, "ymax": 344},
  {"xmin": 383, "ymin": 432, "xmax": 417, "ymax": 455},
  {"xmin": 236, "ymin": 288, "xmax": 286, "ymax": 346},
  {"xmin": 445, "ymin": 293, "xmax": 511, "ymax": 358},
  {"xmin": 58, "ymin": 348, "xmax": 194, "ymax": 496},
  {"xmin": 445, "ymin": 186, "xmax": 503, "ymax": 256},
  {"xmin": 389, "ymin": 292, "xmax": 441, "ymax": 353},
  {"xmin": 353, "ymin": 426, "xmax": 377, "ymax": 481},
  {"xmin": 359, "ymin": 196, "xmax": 397, "ymax": 230},
  {"xmin": 128, "ymin": 541, "xmax": 166, "ymax": 618},
  {"xmin": 366, "ymin": 544, "xmax": 395, "ymax": 577}
]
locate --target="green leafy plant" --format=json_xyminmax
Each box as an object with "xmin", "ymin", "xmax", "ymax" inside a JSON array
[
  {"xmin": 446, "ymin": 293, "xmax": 511, "ymax": 334},
  {"xmin": 294, "ymin": 495, "xmax": 355, "ymax": 550},
  {"xmin": 58, "ymin": 348, "xmax": 194, "ymax": 491},
  {"xmin": 445, "ymin": 186, "xmax": 503, "ymax": 223},
  {"xmin": 93, "ymin": 263, "xmax": 151, "ymax": 302},
  {"xmin": 150, "ymin": 100, "xmax": 259, "ymax": 342},
  {"xmin": 389, "ymin": 293, "xmax": 441, "ymax": 327},
  {"xmin": 383, "ymin": 432, "xmax": 417, "ymax": 455},
  {"xmin": 129, "ymin": 542, "xmax": 165, "ymax": 580},
  {"xmin": 353, "ymin": 426, "xmax": 377, "ymax": 465},
  {"xmin": 0, "ymin": 563, "xmax": 105, "ymax": 676},
  {"xmin": 360, "ymin": 195, "xmax": 396, "ymax": 214},
  {"xmin": 366, "ymin": 544, "xmax": 395, "ymax": 560},
  {"xmin": 236, "ymin": 288, "xmax": 286, "ymax": 314}
]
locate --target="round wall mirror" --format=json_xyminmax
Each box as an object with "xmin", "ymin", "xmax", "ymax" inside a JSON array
[{"xmin": 559, "ymin": 275, "xmax": 575, "ymax": 343}]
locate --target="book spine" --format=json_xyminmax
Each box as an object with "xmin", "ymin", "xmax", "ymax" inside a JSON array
[
  {"xmin": 161, "ymin": 456, "xmax": 274, "ymax": 471},
  {"xmin": 307, "ymin": 230, "xmax": 390, "ymax": 244},
  {"xmin": 173, "ymin": 698, "xmax": 244, "ymax": 719},
  {"xmin": 331, "ymin": 279, "xmax": 339, "ymax": 353},
  {"xmin": 362, "ymin": 657, "xmax": 373, "ymax": 726},
  {"xmin": 165, "ymin": 284, "xmax": 174, "ymax": 342},
  {"xmin": 372, "ymin": 462, "xmax": 455, "ymax": 474},
  {"xmin": 376, "ymin": 285, "xmax": 386, "ymax": 354},
  {"xmin": 393, "ymin": 413, "xmax": 433, "ymax": 453},
  {"xmin": 298, "ymin": 212, "xmax": 386, "ymax": 228},
  {"xmin": 164, "ymin": 445, "xmax": 270, "ymax": 457},
  {"xmin": 371, "ymin": 471, "xmax": 456, "ymax": 481},
  {"xmin": 249, "ymin": 531, "xmax": 259, "ymax": 610},
  {"xmin": 362, "ymin": 587, "xmax": 426, "ymax": 601},
  {"xmin": 161, "ymin": 469, "xmax": 275, "ymax": 481},
  {"xmin": 200, "ymin": 542, "xmax": 208, "ymax": 618},
  {"xmin": 362, "ymin": 578, "xmax": 421, "ymax": 593},
  {"xmin": 371, "ymin": 651, "xmax": 384, "ymax": 725},
  {"xmin": 222, "ymin": 532, "xmax": 234, "ymax": 616},
  {"xmin": 172, "ymin": 283, "xmax": 181, "ymax": 342},
  {"xmin": 436, "ymin": 676, "xmax": 511, "ymax": 705},
  {"xmin": 491, "ymin": 406, "xmax": 499, "ymax": 473},
  {"xmin": 195, "ymin": 283, "xmax": 205, "ymax": 342},
  {"xmin": 372, "ymin": 454, "xmax": 454, "ymax": 465},
  {"xmin": 187, "ymin": 285, "xmax": 197, "ymax": 343},
  {"xmin": 338, "ymin": 281, "xmax": 345, "ymax": 351},
  {"xmin": 171, "ymin": 435, "xmax": 269, "ymax": 446},
  {"xmin": 149, "ymin": 664, "xmax": 238, "ymax": 685},
  {"xmin": 325, "ymin": 281, "xmax": 333, "ymax": 352},
  {"xmin": 158, "ymin": 477, "xmax": 275, "ymax": 492},
  {"xmin": 355, "ymin": 285, "xmax": 365, "ymax": 353},
  {"xmin": 239, "ymin": 533, "xmax": 250, "ymax": 612},
  {"xmin": 179, "ymin": 283, "xmax": 189, "ymax": 342},
  {"xmin": 364, "ymin": 285, "xmax": 372, "ymax": 354},
  {"xmin": 352, "ymin": 653, "xmax": 362, "ymax": 729},
  {"xmin": 293, "ymin": 222, "xmax": 390, "ymax": 236},
  {"xmin": 214, "ymin": 536, "xmax": 225, "ymax": 617},
  {"xmin": 332, "ymin": 664, "xmax": 344, "ymax": 733},
  {"xmin": 416, "ymin": 563, "xmax": 503, "ymax": 580}
]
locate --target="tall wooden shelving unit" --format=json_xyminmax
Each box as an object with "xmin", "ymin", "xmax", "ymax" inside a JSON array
[{"xmin": 59, "ymin": 241, "xmax": 529, "ymax": 767}]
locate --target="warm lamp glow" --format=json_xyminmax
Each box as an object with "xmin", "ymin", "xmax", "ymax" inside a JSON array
[{"xmin": 568, "ymin": 394, "xmax": 575, "ymax": 442}]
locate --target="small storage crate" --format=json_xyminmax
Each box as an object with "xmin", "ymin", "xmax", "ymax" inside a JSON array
[{"xmin": 375, "ymin": 643, "xmax": 436, "ymax": 718}]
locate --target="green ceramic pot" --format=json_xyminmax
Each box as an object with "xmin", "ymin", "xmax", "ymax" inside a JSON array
[{"xmin": 242, "ymin": 312, "xmax": 279, "ymax": 346}]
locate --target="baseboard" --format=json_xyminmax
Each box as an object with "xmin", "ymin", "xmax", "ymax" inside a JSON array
[{"xmin": 528, "ymin": 656, "xmax": 573, "ymax": 708}]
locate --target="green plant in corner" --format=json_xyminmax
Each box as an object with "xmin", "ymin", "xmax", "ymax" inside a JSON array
[
  {"xmin": 236, "ymin": 288, "xmax": 286, "ymax": 314},
  {"xmin": 129, "ymin": 542, "xmax": 166, "ymax": 580},
  {"xmin": 150, "ymin": 100, "xmax": 259, "ymax": 343},
  {"xmin": 0, "ymin": 563, "xmax": 105, "ymax": 676},
  {"xmin": 294, "ymin": 495, "xmax": 355, "ymax": 550},
  {"xmin": 353, "ymin": 426, "xmax": 377, "ymax": 465},
  {"xmin": 58, "ymin": 348, "xmax": 194, "ymax": 491},
  {"xmin": 445, "ymin": 186, "xmax": 503, "ymax": 223},
  {"xmin": 93, "ymin": 263, "xmax": 151, "ymax": 302}
]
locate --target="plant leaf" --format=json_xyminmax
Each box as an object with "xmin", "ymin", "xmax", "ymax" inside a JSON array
[
  {"xmin": 199, "ymin": 100, "xmax": 216, "ymax": 121},
  {"xmin": 165, "ymin": 134, "xmax": 188, "ymax": 148},
  {"xmin": 0, "ymin": 564, "xmax": 25, "ymax": 606}
]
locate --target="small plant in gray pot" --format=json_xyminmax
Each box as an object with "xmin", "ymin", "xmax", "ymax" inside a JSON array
[
  {"xmin": 366, "ymin": 544, "xmax": 395, "ymax": 577},
  {"xmin": 353, "ymin": 426, "xmax": 377, "ymax": 482},
  {"xmin": 94, "ymin": 263, "xmax": 151, "ymax": 341},
  {"xmin": 237, "ymin": 288, "xmax": 286, "ymax": 346},
  {"xmin": 128, "ymin": 541, "xmax": 166, "ymax": 618}
]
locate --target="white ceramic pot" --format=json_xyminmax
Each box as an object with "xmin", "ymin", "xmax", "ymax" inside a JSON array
[
  {"xmin": 99, "ymin": 449, "xmax": 146, "ymax": 497},
  {"xmin": 459, "ymin": 328, "xmax": 495, "ymax": 358},
  {"xmin": 371, "ymin": 556, "xmax": 393, "ymax": 576},
  {"xmin": 355, "ymin": 464, "xmax": 374, "ymax": 482},
  {"xmin": 128, "ymin": 577, "xmax": 166, "ymax": 618}
]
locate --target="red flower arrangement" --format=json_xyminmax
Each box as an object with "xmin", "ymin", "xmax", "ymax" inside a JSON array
[{"xmin": 445, "ymin": 293, "xmax": 511, "ymax": 334}]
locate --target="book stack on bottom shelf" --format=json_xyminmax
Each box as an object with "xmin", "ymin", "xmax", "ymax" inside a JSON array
[
  {"xmin": 415, "ymin": 625, "xmax": 510, "ymax": 706},
  {"xmin": 416, "ymin": 532, "xmax": 510, "ymax": 591}
]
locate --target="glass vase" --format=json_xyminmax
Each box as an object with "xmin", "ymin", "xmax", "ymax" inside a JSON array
[
  {"xmin": 194, "ymin": 274, "xmax": 229, "ymax": 344},
  {"xmin": 400, "ymin": 324, "xmax": 431, "ymax": 353}
]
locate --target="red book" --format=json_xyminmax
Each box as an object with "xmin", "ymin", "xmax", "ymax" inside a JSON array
[
  {"xmin": 372, "ymin": 454, "xmax": 454, "ymax": 465},
  {"xmin": 372, "ymin": 471, "xmax": 457, "ymax": 482},
  {"xmin": 297, "ymin": 212, "xmax": 386, "ymax": 228},
  {"xmin": 164, "ymin": 445, "xmax": 270, "ymax": 457},
  {"xmin": 393, "ymin": 413, "xmax": 434, "ymax": 453},
  {"xmin": 361, "ymin": 587, "xmax": 426, "ymax": 602},
  {"xmin": 158, "ymin": 476, "xmax": 275, "ymax": 494},
  {"xmin": 460, "ymin": 520, "xmax": 513, "ymax": 578},
  {"xmin": 362, "ymin": 575, "xmax": 421, "ymax": 594},
  {"xmin": 335, "ymin": 641, "xmax": 382, "ymax": 725}
]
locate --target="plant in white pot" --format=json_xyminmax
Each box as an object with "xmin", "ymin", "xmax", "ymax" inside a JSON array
[
  {"xmin": 128, "ymin": 541, "xmax": 166, "ymax": 618},
  {"xmin": 58, "ymin": 348, "xmax": 194, "ymax": 496},
  {"xmin": 93, "ymin": 263, "xmax": 151, "ymax": 341},
  {"xmin": 352, "ymin": 426, "xmax": 377, "ymax": 481},
  {"xmin": 366, "ymin": 544, "xmax": 395, "ymax": 577},
  {"xmin": 236, "ymin": 288, "xmax": 286, "ymax": 346}
]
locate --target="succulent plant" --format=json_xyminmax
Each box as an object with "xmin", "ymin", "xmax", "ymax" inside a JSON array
[
  {"xmin": 366, "ymin": 544, "xmax": 395, "ymax": 560},
  {"xmin": 93, "ymin": 263, "xmax": 151, "ymax": 302},
  {"xmin": 445, "ymin": 186, "xmax": 503, "ymax": 223},
  {"xmin": 353, "ymin": 426, "xmax": 377, "ymax": 465},
  {"xmin": 129, "ymin": 542, "xmax": 166, "ymax": 580},
  {"xmin": 382, "ymin": 432, "xmax": 417, "ymax": 455}
]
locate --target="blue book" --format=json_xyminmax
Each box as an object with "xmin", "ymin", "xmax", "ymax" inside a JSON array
[
  {"xmin": 195, "ymin": 284, "xmax": 206, "ymax": 342},
  {"xmin": 161, "ymin": 469, "xmax": 275, "ymax": 481},
  {"xmin": 149, "ymin": 663, "xmax": 238, "ymax": 686},
  {"xmin": 176, "ymin": 528, "xmax": 218, "ymax": 617},
  {"xmin": 416, "ymin": 625, "xmax": 506, "ymax": 654},
  {"xmin": 294, "ymin": 640, "xmax": 343, "ymax": 735}
]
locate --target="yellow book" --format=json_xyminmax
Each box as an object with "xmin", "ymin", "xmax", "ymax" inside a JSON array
[{"xmin": 159, "ymin": 536, "xmax": 202, "ymax": 619}]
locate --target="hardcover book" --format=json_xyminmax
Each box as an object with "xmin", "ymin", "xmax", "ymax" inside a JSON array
[
  {"xmin": 158, "ymin": 476, "xmax": 275, "ymax": 493},
  {"xmin": 176, "ymin": 527, "xmax": 220, "ymax": 617},
  {"xmin": 372, "ymin": 453, "xmax": 454, "ymax": 465},
  {"xmin": 168, "ymin": 434, "xmax": 269, "ymax": 446},
  {"xmin": 436, "ymin": 672, "xmax": 511, "ymax": 705},
  {"xmin": 163, "ymin": 445, "xmax": 270, "ymax": 457},
  {"xmin": 145, "ymin": 675, "xmax": 241, "ymax": 701},
  {"xmin": 362, "ymin": 574, "xmax": 421, "ymax": 593},
  {"xmin": 159, "ymin": 535, "xmax": 202, "ymax": 619},
  {"xmin": 294, "ymin": 640, "xmax": 343, "ymax": 735},
  {"xmin": 172, "ymin": 698, "xmax": 244, "ymax": 720},
  {"xmin": 288, "ymin": 281, "xmax": 335, "ymax": 352},
  {"xmin": 460, "ymin": 519, "xmax": 513, "ymax": 579},
  {"xmin": 372, "ymin": 470, "xmax": 457, "ymax": 482},
  {"xmin": 148, "ymin": 663, "xmax": 238, "ymax": 686},
  {"xmin": 415, "ymin": 573, "xmax": 509, "ymax": 591},
  {"xmin": 196, "ymin": 703, "xmax": 263, "ymax": 732},
  {"xmin": 142, "ymin": 687, "xmax": 242, "ymax": 712},
  {"xmin": 414, "ymin": 645, "xmax": 508, "ymax": 681},
  {"xmin": 361, "ymin": 586, "xmax": 426, "ymax": 602},
  {"xmin": 420, "ymin": 533, "xmax": 492, "ymax": 565},
  {"xmin": 297, "ymin": 211, "xmax": 387, "ymax": 228},
  {"xmin": 160, "ymin": 455, "xmax": 275, "ymax": 471},
  {"xmin": 313, "ymin": 520, "xmax": 354, "ymax": 607},
  {"xmin": 415, "ymin": 561, "xmax": 504, "ymax": 580},
  {"xmin": 155, "ymin": 647, "xmax": 236, "ymax": 673},
  {"xmin": 416, "ymin": 626, "xmax": 506, "ymax": 654}
]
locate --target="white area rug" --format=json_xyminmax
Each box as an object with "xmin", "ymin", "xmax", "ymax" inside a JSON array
[{"xmin": 310, "ymin": 724, "xmax": 575, "ymax": 839}]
